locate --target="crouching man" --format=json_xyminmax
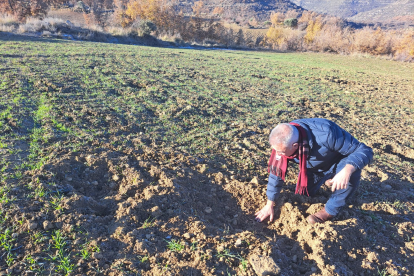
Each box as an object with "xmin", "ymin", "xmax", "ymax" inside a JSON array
[{"xmin": 255, "ymin": 118, "xmax": 374, "ymax": 224}]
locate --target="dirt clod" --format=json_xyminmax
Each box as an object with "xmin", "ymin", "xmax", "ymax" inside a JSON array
[
  {"xmin": 235, "ymin": 238, "xmax": 243, "ymax": 247},
  {"xmin": 151, "ymin": 206, "xmax": 162, "ymax": 217},
  {"xmin": 92, "ymin": 252, "xmax": 103, "ymax": 259},
  {"xmin": 28, "ymin": 222, "xmax": 38, "ymax": 230},
  {"xmin": 43, "ymin": 221, "xmax": 54, "ymax": 230},
  {"xmin": 292, "ymin": 255, "xmax": 297, "ymax": 263},
  {"xmin": 109, "ymin": 182, "xmax": 117, "ymax": 189},
  {"xmin": 249, "ymin": 254, "xmax": 281, "ymax": 276},
  {"xmin": 85, "ymin": 155, "xmax": 96, "ymax": 164},
  {"xmin": 217, "ymin": 244, "xmax": 225, "ymax": 252}
]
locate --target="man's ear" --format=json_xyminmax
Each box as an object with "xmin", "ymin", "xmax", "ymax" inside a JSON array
[{"xmin": 292, "ymin": 143, "xmax": 299, "ymax": 149}]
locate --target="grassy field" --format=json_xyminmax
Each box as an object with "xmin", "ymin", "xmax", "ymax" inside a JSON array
[{"xmin": 0, "ymin": 34, "xmax": 413, "ymax": 276}]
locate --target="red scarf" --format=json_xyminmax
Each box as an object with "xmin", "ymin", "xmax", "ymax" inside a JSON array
[{"xmin": 267, "ymin": 123, "xmax": 309, "ymax": 195}]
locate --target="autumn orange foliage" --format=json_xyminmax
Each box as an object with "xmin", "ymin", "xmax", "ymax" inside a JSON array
[
  {"xmin": 393, "ymin": 29, "xmax": 414, "ymax": 58},
  {"xmin": 269, "ymin": 12, "xmax": 285, "ymax": 26},
  {"xmin": 264, "ymin": 10, "xmax": 414, "ymax": 60},
  {"xmin": 304, "ymin": 17, "xmax": 323, "ymax": 44},
  {"xmin": 123, "ymin": 0, "xmax": 173, "ymax": 28},
  {"xmin": 0, "ymin": 0, "xmax": 65, "ymax": 20}
]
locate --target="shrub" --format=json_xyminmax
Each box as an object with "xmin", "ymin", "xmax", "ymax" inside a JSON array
[
  {"xmin": 313, "ymin": 24, "xmax": 352, "ymax": 53},
  {"xmin": 265, "ymin": 26, "xmax": 286, "ymax": 46},
  {"xmin": 304, "ymin": 18, "xmax": 323, "ymax": 44},
  {"xmin": 0, "ymin": 0, "xmax": 65, "ymax": 21},
  {"xmin": 265, "ymin": 25, "xmax": 303, "ymax": 51},
  {"xmin": 123, "ymin": 0, "xmax": 174, "ymax": 29},
  {"xmin": 393, "ymin": 29, "xmax": 414, "ymax": 58},
  {"xmin": 0, "ymin": 13, "xmax": 18, "ymax": 25},
  {"xmin": 298, "ymin": 11, "xmax": 319, "ymax": 24},
  {"xmin": 74, "ymin": 1, "xmax": 90, "ymax": 13},
  {"xmin": 269, "ymin": 12, "xmax": 284, "ymax": 26},
  {"xmin": 353, "ymin": 27, "xmax": 392, "ymax": 55},
  {"xmin": 284, "ymin": 18, "xmax": 298, "ymax": 28},
  {"xmin": 82, "ymin": 0, "xmax": 111, "ymax": 28},
  {"xmin": 138, "ymin": 20, "xmax": 156, "ymax": 35}
]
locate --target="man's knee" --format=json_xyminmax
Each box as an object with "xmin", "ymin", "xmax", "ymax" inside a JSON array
[{"xmin": 336, "ymin": 159, "xmax": 362, "ymax": 185}]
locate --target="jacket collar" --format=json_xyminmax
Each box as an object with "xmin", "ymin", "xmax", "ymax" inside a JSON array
[{"xmin": 292, "ymin": 120, "xmax": 314, "ymax": 155}]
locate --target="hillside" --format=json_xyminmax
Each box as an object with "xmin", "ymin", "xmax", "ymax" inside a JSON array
[
  {"xmin": 290, "ymin": 0, "xmax": 414, "ymax": 23},
  {"xmin": 350, "ymin": 0, "xmax": 414, "ymax": 24},
  {"xmin": 290, "ymin": 0, "xmax": 394, "ymax": 18},
  {"xmin": 176, "ymin": 0, "xmax": 305, "ymax": 22}
]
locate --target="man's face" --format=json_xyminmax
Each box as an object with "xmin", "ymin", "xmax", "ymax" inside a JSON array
[{"xmin": 272, "ymin": 143, "xmax": 298, "ymax": 157}]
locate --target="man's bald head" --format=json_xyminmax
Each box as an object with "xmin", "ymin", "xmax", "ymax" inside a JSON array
[{"xmin": 269, "ymin": 123, "xmax": 299, "ymax": 148}]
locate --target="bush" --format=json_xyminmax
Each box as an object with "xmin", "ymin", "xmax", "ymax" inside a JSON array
[
  {"xmin": 304, "ymin": 18, "xmax": 323, "ymax": 44},
  {"xmin": 313, "ymin": 24, "xmax": 352, "ymax": 53},
  {"xmin": 124, "ymin": 0, "xmax": 168, "ymax": 28},
  {"xmin": 138, "ymin": 20, "xmax": 156, "ymax": 35},
  {"xmin": 284, "ymin": 18, "xmax": 298, "ymax": 28},
  {"xmin": 353, "ymin": 27, "xmax": 392, "ymax": 55},
  {"xmin": 265, "ymin": 26, "xmax": 286, "ymax": 46},
  {"xmin": 74, "ymin": 1, "xmax": 90, "ymax": 13},
  {"xmin": 265, "ymin": 25, "xmax": 303, "ymax": 51},
  {"xmin": 0, "ymin": 0, "xmax": 65, "ymax": 20},
  {"xmin": 388, "ymin": 29, "xmax": 414, "ymax": 60}
]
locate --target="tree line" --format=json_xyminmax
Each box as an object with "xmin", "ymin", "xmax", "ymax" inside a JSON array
[{"xmin": 0, "ymin": 0, "xmax": 413, "ymax": 60}]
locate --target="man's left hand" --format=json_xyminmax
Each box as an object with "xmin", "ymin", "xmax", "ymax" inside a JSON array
[{"xmin": 327, "ymin": 164, "xmax": 356, "ymax": 192}]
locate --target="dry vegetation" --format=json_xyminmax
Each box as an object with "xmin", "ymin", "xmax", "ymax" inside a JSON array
[
  {"xmin": 264, "ymin": 11, "xmax": 414, "ymax": 61},
  {"xmin": 0, "ymin": 1, "xmax": 413, "ymax": 60}
]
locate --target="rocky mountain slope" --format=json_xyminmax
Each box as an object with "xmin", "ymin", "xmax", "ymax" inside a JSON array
[
  {"xmin": 350, "ymin": 0, "xmax": 414, "ymax": 23},
  {"xmin": 176, "ymin": 0, "xmax": 305, "ymax": 21},
  {"xmin": 290, "ymin": 0, "xmax": 414, "ymax": 23}
]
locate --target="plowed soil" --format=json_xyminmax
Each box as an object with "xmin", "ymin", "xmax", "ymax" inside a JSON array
[{"xmin": 0, "ymin": 34, "xmax": 413, "ymax": 276}]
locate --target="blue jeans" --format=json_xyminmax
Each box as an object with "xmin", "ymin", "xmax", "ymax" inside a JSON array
[{"xmin": 306, "ymin": 158, "xmax": 361, "ymax": 216}]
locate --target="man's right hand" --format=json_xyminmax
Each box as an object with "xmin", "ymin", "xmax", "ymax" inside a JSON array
[{"xmin": 255, "ymin": 200, "xmax": 275, "ymax": 222}]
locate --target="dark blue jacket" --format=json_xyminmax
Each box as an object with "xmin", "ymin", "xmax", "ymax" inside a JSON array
[{"xmin": 266, "ymin": 118, "xmax": 374, "ymax": 201}]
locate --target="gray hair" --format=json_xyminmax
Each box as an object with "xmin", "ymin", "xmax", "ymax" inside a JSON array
[{"xmin": 269, "ymin": 123, "xmax": 299, "ymax": 147}]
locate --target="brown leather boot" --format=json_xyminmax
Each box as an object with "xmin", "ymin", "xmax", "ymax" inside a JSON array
[{"xmin": 307, "ymin": 207, "xmax": 334, "ymax": 224}]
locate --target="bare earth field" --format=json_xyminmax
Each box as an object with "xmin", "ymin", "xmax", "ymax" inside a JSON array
[{"xmin": 0, "ymin": 34, "xmax": 413, "ymax": 276}]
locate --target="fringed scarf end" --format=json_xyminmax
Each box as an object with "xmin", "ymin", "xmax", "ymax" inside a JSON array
[{"xmin": 295, "ymin": 185, "xmax": 309, "ymax": 196}]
